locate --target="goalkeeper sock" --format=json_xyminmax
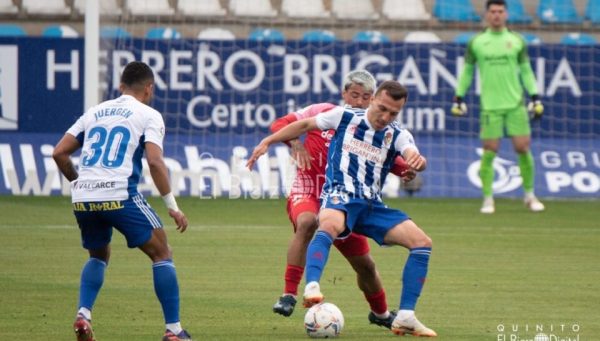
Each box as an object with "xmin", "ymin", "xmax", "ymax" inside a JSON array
[
  {"xmin": 78, "ymin": 257, "xmax": 106, "ymax": 313},
  {"xmin": 479, "ymin": 150, "xmax": 496, "ymax": 198},
  {"xmin": 305, "ymin": 231, "xmax": 333, "ymax": 283},
  {"xmin": 518, "ymin": 151, "xmax": 535, "ymax": 194},
  {"xmin": 153, "ymin": 260, "xmax": 180, "ymax": 324}
]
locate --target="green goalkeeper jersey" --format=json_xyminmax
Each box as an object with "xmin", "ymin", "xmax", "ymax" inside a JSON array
[{"xmin": 455, "ymin": 28, "xmax": 538, "ymax": 111}]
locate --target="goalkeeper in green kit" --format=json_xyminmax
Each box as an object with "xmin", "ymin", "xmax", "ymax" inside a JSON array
[{"xmin": 452, "ymin": 0, "xmax": 545, "ymax": 214}]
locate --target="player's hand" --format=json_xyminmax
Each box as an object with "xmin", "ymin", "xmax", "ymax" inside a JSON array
[
  {"xmin": 527, "ymin": 95, "xmax": 544, "ymax": 120},
  {"xmin": 451, "ymin": 96, "xmax": 467, "ymax": 116},
  {"xmin": 390, "ymin": 156, "xmax": 416, "ymax": 182},
  {"xmin": 290, "ymin": 140, "xmax": 313, "ymax": 171},
  {"xmin": 169, "ymin": 209, "xmax": 188, "ymax": 232},
  {"xmin": 400, "ymin": 169, "xmax": 417, "ymax": 182},
  {"xmin": 246, "ymin": 139, "xmax": 270, "ymax": 169}
]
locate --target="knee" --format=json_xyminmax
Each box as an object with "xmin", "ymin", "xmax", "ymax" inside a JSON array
[
  {"xmin": 152, "ymin": 245, "xmax": 173, "ymax": 262},
  {"xmin": 295, "ymin": 217, "xmax": 318, "ymax": 239},
  {"xmin": 318, "ymin": 221, "xmax": 344, "ymax": 237},
  {"xmin": 413, "ymin": 235, "xmax": 432, "ymax": 249},
  {"xmin": 515, "ymin": 147, "xmax": 530, "ymax": 154}
]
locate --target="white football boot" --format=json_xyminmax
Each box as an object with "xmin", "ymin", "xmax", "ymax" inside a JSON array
[
  {"xmin": 391, "ymin": 312, "xmax": 437, "ymax": 337},
  {"xmin": 302, "ymin": 281, "xmax": 324, "ymax": 308},
  {"xmin": 480, "ymin": 196, "xmax": 495, "ymax": 214},
  {"xmin": 524, "ymin": 194, "xmax": 545, "ymax": 212}
]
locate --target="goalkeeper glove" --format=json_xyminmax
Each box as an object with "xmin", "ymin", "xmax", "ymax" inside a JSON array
[
  {"xmin": 527, "ymin": 95, "xmax": 544, "ymax": 120},
  {"xmin": 451, "ymin": 96, "xmax": 467, "ymax": 116}
]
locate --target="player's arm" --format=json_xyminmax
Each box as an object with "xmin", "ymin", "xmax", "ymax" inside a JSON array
[
  {"xmin": 452, "ymin": 40, "xmax": 477, "ymax": 116},
  {"xmin": 52, "ymin": 133, "xmax": 81, "ymax": 181},
  {"xmin": 271, "ymin": 113, "xmax": 313, "ymax": 170},
  {"xmin": 146, "ymin": 141, "xmax": 188, "ymax": 232},
  {"xmin": 402, "ymin": 148, "xmax": 427, "ymax": 172},
  {"xmin": 247, "ymin": 117, "xmax": 319, "ymax": 169},
  {"xmin": 518, "ymin": 40, "xmax": 544, "ymax": 118},
  {"xmin": 395, "ymin": 129, "xmax": 427, "ymax": 172},
  {"xmin": 518, "ymin": 39, "xmax": 538, "ymax": 96},
  {"xmin": 270, "ymin": 113, "xmax": 298, "ymax": 138}
]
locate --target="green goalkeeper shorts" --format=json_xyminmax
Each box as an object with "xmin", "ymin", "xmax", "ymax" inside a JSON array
[{"xmin": 480, "ymin": 105, "xmax": 531, "ymax": 139}]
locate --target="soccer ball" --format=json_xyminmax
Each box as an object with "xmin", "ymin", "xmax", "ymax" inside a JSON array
[{"xmin": 304, "ymin": 302, "xmax": 344, "ymax": 338}]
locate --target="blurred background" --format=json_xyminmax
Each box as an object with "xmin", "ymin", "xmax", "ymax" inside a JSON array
[{"xmin": 0, "ymin": 0, "xmax": 598, "ymax": 200}]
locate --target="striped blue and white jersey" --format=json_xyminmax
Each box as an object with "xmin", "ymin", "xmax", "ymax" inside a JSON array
[
  {"xmin": 66, "ymin": 95, "xmax": 165, "ymax": 203},
  {"xmin": 316, "ymin": 106, "xmax": 418, "ymax": 201}
]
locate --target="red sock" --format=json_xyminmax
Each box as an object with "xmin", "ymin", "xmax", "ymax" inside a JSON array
[
  {"xmin": 284, "ymin": 264, "xmax": 304, "ymax": 296},
  {"xmin": 365, "ymin": 289, "xmax": 388, "ymax": 315}
]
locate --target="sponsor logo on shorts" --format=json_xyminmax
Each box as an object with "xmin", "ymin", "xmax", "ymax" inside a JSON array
[{"xmin": 73, "ymin": 201, "xmax": 125, "ymax": 211}]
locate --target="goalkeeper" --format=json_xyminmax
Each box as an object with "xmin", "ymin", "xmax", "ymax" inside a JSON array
[{"xmin": 452, "ymin": 0, "xmax": 545, "ymax": 214}]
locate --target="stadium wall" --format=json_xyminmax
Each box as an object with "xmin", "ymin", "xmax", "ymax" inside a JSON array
[{"xmin": 0, "ymin": 38, "xmax": 598, "ymax": 198}]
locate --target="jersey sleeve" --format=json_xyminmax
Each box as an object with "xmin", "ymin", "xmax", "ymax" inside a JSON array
[
  {"xmin": 517, "ymin": 39, "xmax": 538, "ymax": 96},
  {"xmin": 144, "ymin": 112, "xmax": 165, "ymax": 150},
  {"xmin": 270, "ymin": 113, "xmax": 298, "ymax": 133},
  {"xmin": 394, "ymin": 129, "xmax": 419, "ymax": 155},
  {"xmin": 66, "ymin": 115, "xmax": 86, "ymax": 144},
  {"xmin": 455, "ymin": 38, "xmax": 477, "ymax": 97},
  {"xmin": 315, "ymin": 106, "xmax": 345, "ymax": 130}
]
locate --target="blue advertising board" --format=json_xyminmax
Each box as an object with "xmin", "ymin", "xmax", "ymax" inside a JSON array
[{"xmin": 0, "ymin": 38, "xmax": 598, "ymax": 198}]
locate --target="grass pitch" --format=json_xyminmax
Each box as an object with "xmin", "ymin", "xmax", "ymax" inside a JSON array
[{"xmin": 0, "ymin": 196, "xmax": 598, "ymax": 340}]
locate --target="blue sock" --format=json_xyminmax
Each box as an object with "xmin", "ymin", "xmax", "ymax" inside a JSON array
[
  {"xmin": 400, "ymin": 247, "xmax": 431, "ymax": 310},
  {"xmin": 305, "ymin": 231, "xmax": 334, "ymax": 283},
  {"xmin": 153, "ymin": 260, "xmax": 180, "ymax": 324},
  {"xmin": 78, "ymin": 258, "xmax": 107, "ymax": 311}
]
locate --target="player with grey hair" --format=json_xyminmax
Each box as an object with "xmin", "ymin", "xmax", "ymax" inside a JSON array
[
  {"xmin": 270, "ymin": 70, "xmax": 415, "ymax": 331},
  {"xmin": 342, "ymin": 69, "xmax": 377, "ymax": 93}
]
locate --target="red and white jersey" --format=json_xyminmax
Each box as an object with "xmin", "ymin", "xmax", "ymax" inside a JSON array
[{"xmin": 271, "ymin": 103, "xmax": 337, "ymax": 199}]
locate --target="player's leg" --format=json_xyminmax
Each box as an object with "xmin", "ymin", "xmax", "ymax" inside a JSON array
[
  {"xmin": 73, "ymin": 206, "xmax": 112, "ymax": 341},
  {"xmin": 513, "ymin": 135, "xmax": 544, "ymax": 211},
  {"xmin": 138, "ymin": 228, "xmax": 191, "ymax": 340},
  {"xmin": 507, "ymin": 106, "xmax": 544, "ymax": 212},
  {"xmin": 303, "ymin": 207, "xmax": 347, "ymax": 307},
  {"xmin": 479, "ymin": 110, "xmax": 504, "ymax": 214},
  {"xmin": 114, "ymin": 195, "xmax": 191, "ymax": 340},
  {"xmin": 273, "ymin": 198, "xmax": 319, "ymax": 316},
  {"xmin": 335, "ymin": 234, "xmax": 396, "ymax": 329},
  {"xmin": 354, "ymin": 204, "xmax": 435, "ymax": 337},
  {"xmin": 382, "ymin": 220, "xmax": 436, "ymax": 337}
]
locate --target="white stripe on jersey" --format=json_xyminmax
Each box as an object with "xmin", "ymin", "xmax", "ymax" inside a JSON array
[{"xmin": 336, "ymin": 142, "xmax": 355, "ymax": 195}]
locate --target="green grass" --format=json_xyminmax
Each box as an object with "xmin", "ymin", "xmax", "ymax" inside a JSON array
[{"xmin": 0, "ymin": 196, "xmax": 598, "ymax": 340}]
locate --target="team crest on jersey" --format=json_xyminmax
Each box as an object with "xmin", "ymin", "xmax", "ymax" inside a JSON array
[
  {"xmin": 506, "ymin": 41, "xmax": 512, "ymax": 49},
  {"xmin": 384, "ymin": 131, "xmax": 393, "ymax": 148}
]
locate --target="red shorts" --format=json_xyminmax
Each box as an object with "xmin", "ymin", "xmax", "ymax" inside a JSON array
[{"xmin": 286, "ymin": 195, "xmax": 370, "ymax": 258}]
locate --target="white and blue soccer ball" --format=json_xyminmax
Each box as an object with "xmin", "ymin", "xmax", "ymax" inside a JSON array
[{"xmin": 304, "ymin": 303, "xmax": 344, "ymax": 338}]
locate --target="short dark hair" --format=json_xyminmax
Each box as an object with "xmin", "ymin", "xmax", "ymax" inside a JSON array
[
  {"xmin": 374, "ymin": 80, "xmax": 408, "ymax": 102},
  {"xmin": 120, "ymin": 61, "xmax": 154, "ymax": 89},
  {"xmin": 486, "ymin": 0, "xmax": 506, "ymax": 9}
]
